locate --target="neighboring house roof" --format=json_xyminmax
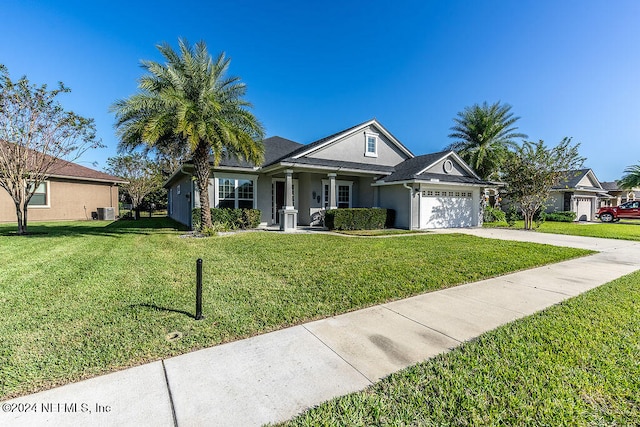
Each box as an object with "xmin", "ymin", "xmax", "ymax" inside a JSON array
[
  {"xmin": 553, "ymin": 169, "xmax": 603, "ymax": 192},
  {"xmin": 600, "ymin": 181, "xmax": 620, "ymax": 191},
  {"xmin": 0, "ymin": 141, "xmax": 126, "ymax": 184},
  {"xmin": 48, "ymin": 158, "xmax": 127, "ymax": 183}
]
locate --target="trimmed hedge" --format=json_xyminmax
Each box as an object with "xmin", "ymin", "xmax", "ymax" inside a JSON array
[
  {"xmin": 192, "ymin": 208, "xmax": 261, "ymax": 231},
  {"xmin": 324, "ymin": 208, "xmax": 395, "ymax": 230},
  {"xmin": 542, "ymin": 211, "xmax": 577, "ymax": 222}
]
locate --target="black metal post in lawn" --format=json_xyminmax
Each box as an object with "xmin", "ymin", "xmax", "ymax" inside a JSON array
[{"xmin": 195, "ymin": 258, "xmax": 203, "ymax": 320}]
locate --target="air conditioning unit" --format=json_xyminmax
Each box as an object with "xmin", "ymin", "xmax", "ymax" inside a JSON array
[{"xmin": 97, "ymin": 207, "xmax": 115, "ymax": 220}]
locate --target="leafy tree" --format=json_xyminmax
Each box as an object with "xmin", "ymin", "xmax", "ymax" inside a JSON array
[
  {"xmin": 105, "ymin": 153, "xmax": 162, "ymax": 219},
  {"xmin": 617, "ymin": 163, "xmax": 640, "ymax": 190},
  {"xmin": 112, "ymin": 38, "xmax": 265, "ymax": 231},
  {"xmin": 448, "ymin": 101, "xmax": 527, "ymax": 180},
  {"xmin": 502, "ymin": 138, "xmax": 584, "ymax": 230},
  {"xmin": 0, "ymin": 65, "xmax": 101, "ymax": 234},
  {"xmin": 139, "ymin": 187, "xmax": 168, "ymax": 211}
]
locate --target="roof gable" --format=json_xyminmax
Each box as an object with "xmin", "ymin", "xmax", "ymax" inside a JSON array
[
  {"xmin": 290, "ymin": 119, "xmax": 414, "ymax": 161},
  {"xmin": 382, "ymin": 151, "xmax": 486, "ymax": 184},
  {"xmin": 555, "ymin": 169, "xmax": 603, "ymax": 190}
]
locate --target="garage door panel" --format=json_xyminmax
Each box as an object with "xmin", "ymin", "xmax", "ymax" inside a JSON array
[
  {"xmin": 576, "ymin": 197, "xmax": 592, "ymax": 221},
  {"xmin": 421, "ymin": 197, "xmax": 473, "ymax": 229}
]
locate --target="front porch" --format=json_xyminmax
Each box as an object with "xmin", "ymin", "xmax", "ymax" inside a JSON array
[{"xmin": 264, "ymin": 169, "xmax": 381, "ymax": 231}]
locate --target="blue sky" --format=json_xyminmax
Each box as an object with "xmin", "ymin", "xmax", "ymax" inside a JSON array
[{"xmin": 2, "ymin": 0, "xmax": 639, "ymax": 181}]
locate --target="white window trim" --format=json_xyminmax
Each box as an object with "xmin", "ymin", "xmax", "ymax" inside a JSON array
[
  {"xmin": 212, "ymin": 174, "xmax": 258, "ymax": 209},
  {"xmin": 364, "ymin": 131, "xmax": 379, "ymax": 158},
  {"xmin": 28, "ymin": 180, "xmax": 51, "ymax": 209},
  {"xmin": 322, "ymin": 179, "xmax": 353, "ymax": 208}
]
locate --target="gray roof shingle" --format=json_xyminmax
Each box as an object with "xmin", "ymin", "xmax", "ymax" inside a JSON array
[
  {"xmin": 382, "ymin": 151, "xmax": 451, "ymax": 182},
  {"xmin": 600, "ymin": 181, "xmax": 619, "ymax": 191},
  {"xmin": 212, "ymin": 136, "xmax": 304, "ymax": 168},
  {"xmin": 279, "ymin": 156, "xmax": 396, "ymax": 174},
  {"xmin": 553, "ymin": 169, "xmax": 601, "ymax": 190}
]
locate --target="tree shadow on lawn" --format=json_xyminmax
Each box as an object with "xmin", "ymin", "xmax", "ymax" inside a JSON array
[
  {"xmin": 129, "ymin": 303, "xmax": 197, "ymax": 319},
  {"xmin": 0, "ymin": 217, "xmax": 189, "ymax": 238}
]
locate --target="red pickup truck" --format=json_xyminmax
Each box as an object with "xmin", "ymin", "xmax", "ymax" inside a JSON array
[{"xmin": 596, "ymin": 201, "xmax": 640, "ymax": 222}]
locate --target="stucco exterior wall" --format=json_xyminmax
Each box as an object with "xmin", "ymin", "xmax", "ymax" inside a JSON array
[
  {"xmin": 255, "ymin": 175, "xmax": 272, "ymax": 225},
  {"xmin": 306, "ymin": 125, "xmax": 409, "ymax": 166},
  {"xmin": 356, "ymin": 176, "xmax": 376, "ymax": 207},
  {"xmin": 378, "ymin": 185, "xmax": 411, "ymax": 229},
  {"xmin": 167, "ymin": 174, "xmax": 194, "ymax": 227},
  {"xmin": 296, "ymin": 173, "xmax": 313, "ymax": 225},
  {"xmin": 0, "ymin": 178, "xmax": 119, "ymax": 223}
]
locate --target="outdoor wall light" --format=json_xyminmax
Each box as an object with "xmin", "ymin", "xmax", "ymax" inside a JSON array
[{"xmin": 312, "ymin": 190, "xmax": 316, "ymax": 199}]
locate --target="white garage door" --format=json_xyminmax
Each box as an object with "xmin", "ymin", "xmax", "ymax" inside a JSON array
[
  {"xmin": 420, "ymin": 192, "xmax": 474, "ymax": 229},
  {"xmin": 575, "ymin": 197, "xmax": 592, "ymax": 221}
]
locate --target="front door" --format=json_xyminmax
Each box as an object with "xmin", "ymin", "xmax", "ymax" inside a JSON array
[{"xmin": 274, "ymin": 181, "xmax": 285, "ymax": 224}]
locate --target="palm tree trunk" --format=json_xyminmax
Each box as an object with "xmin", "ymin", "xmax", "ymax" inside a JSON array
[{"xmin": 193, "ymin": 141, "xmax": 213, "ymax": 231}]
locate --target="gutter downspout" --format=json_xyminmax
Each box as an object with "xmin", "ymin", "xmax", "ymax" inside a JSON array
[{"xmin": 403, "ymin": 183, "xmax": 415, "ymax": 230}]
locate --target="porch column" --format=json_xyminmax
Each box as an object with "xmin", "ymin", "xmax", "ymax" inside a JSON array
[
  {"xmin": 280, "ymin": 169, "xmax": 298, "ymax": 232},
  {"xmin": 328, "ymin": 173, "xmax": 337, "ymax": 209},
  {"xmin": 284, "ymin": 169, "xmax": 294, "ymax": 209}
]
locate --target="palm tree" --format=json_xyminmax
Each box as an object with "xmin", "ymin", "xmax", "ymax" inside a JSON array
[
  {"xmin": 447, "ymin": 101, "xmax": 527, "ymax": 180},
  {"xmin": 112, "ymin": 38, "xmax": 265, "ymax": 230},
  {"xmin": 618, "ymin": 163, "xmax": 640, "ymax": 190}
]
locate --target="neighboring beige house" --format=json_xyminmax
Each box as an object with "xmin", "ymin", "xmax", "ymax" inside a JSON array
[
  {"xmin": 548, "ymin": 169, "xmax": 610, "ymax": 221},
  {"xmin": 0, "ymin": 157, "xmax": 126, "ymax": 223}
]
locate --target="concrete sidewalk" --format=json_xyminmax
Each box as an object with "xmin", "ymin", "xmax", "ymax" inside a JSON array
[{"xmin": 3, "ymin": 230, "xmax": 640, "ymax": 426}]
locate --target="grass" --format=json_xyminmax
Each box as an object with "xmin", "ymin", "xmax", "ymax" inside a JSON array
[
  {"xmin": 485, "ymin": 220, "xmax": 640, "ymax": 241},
  {"xmin": 278, "ymin": 271, "xmax": 640, "ymax": 426},
  {"xmin": 332, "ymin": 229, "xmax": 425, "ymax": 236},
  {"xmin": 0, "ymin": 218, "xmax": 591, "ymax": 400}
]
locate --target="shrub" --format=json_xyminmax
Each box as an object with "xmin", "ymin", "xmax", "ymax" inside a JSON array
[
  {"xmin": 192, "ymin": 208, "xmax": 262, "ymax": 231},
  {"xmin": 211, "ymin": 208, "xmax": 241, "ymax": 230},
  {"xmin": 324, "ymin": 208, "xmax": 393, "ymax": 230},
  {"xmin": 544, "ymin": 211, "xmax": 577, "ymax": 222},
  {"xmin": 483, "ymin": 206, "xmax": 506, "ymax": 223},
  {"xmin": 506, "ymin": 206, "xmax": 519, "ymax": 227},
  {"xmin": 242, "ymin": 209, "xmax": 261, "ymax": 229}
]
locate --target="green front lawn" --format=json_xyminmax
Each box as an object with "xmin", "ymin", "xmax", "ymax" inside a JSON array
[
  {"xmin": 486, "ymin": 220, "xmax": 640, "ymax": 241},
  {"xmin": 0, "ymin": 219, "xmax": 590, "ymax": 399},
  {"xmin": 279, "ymin": 270, "xmax": 640, "ymax": 426},
  {"xmin": 333, "ymin": 229, "xmax": 425, "ymax": 236}
]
